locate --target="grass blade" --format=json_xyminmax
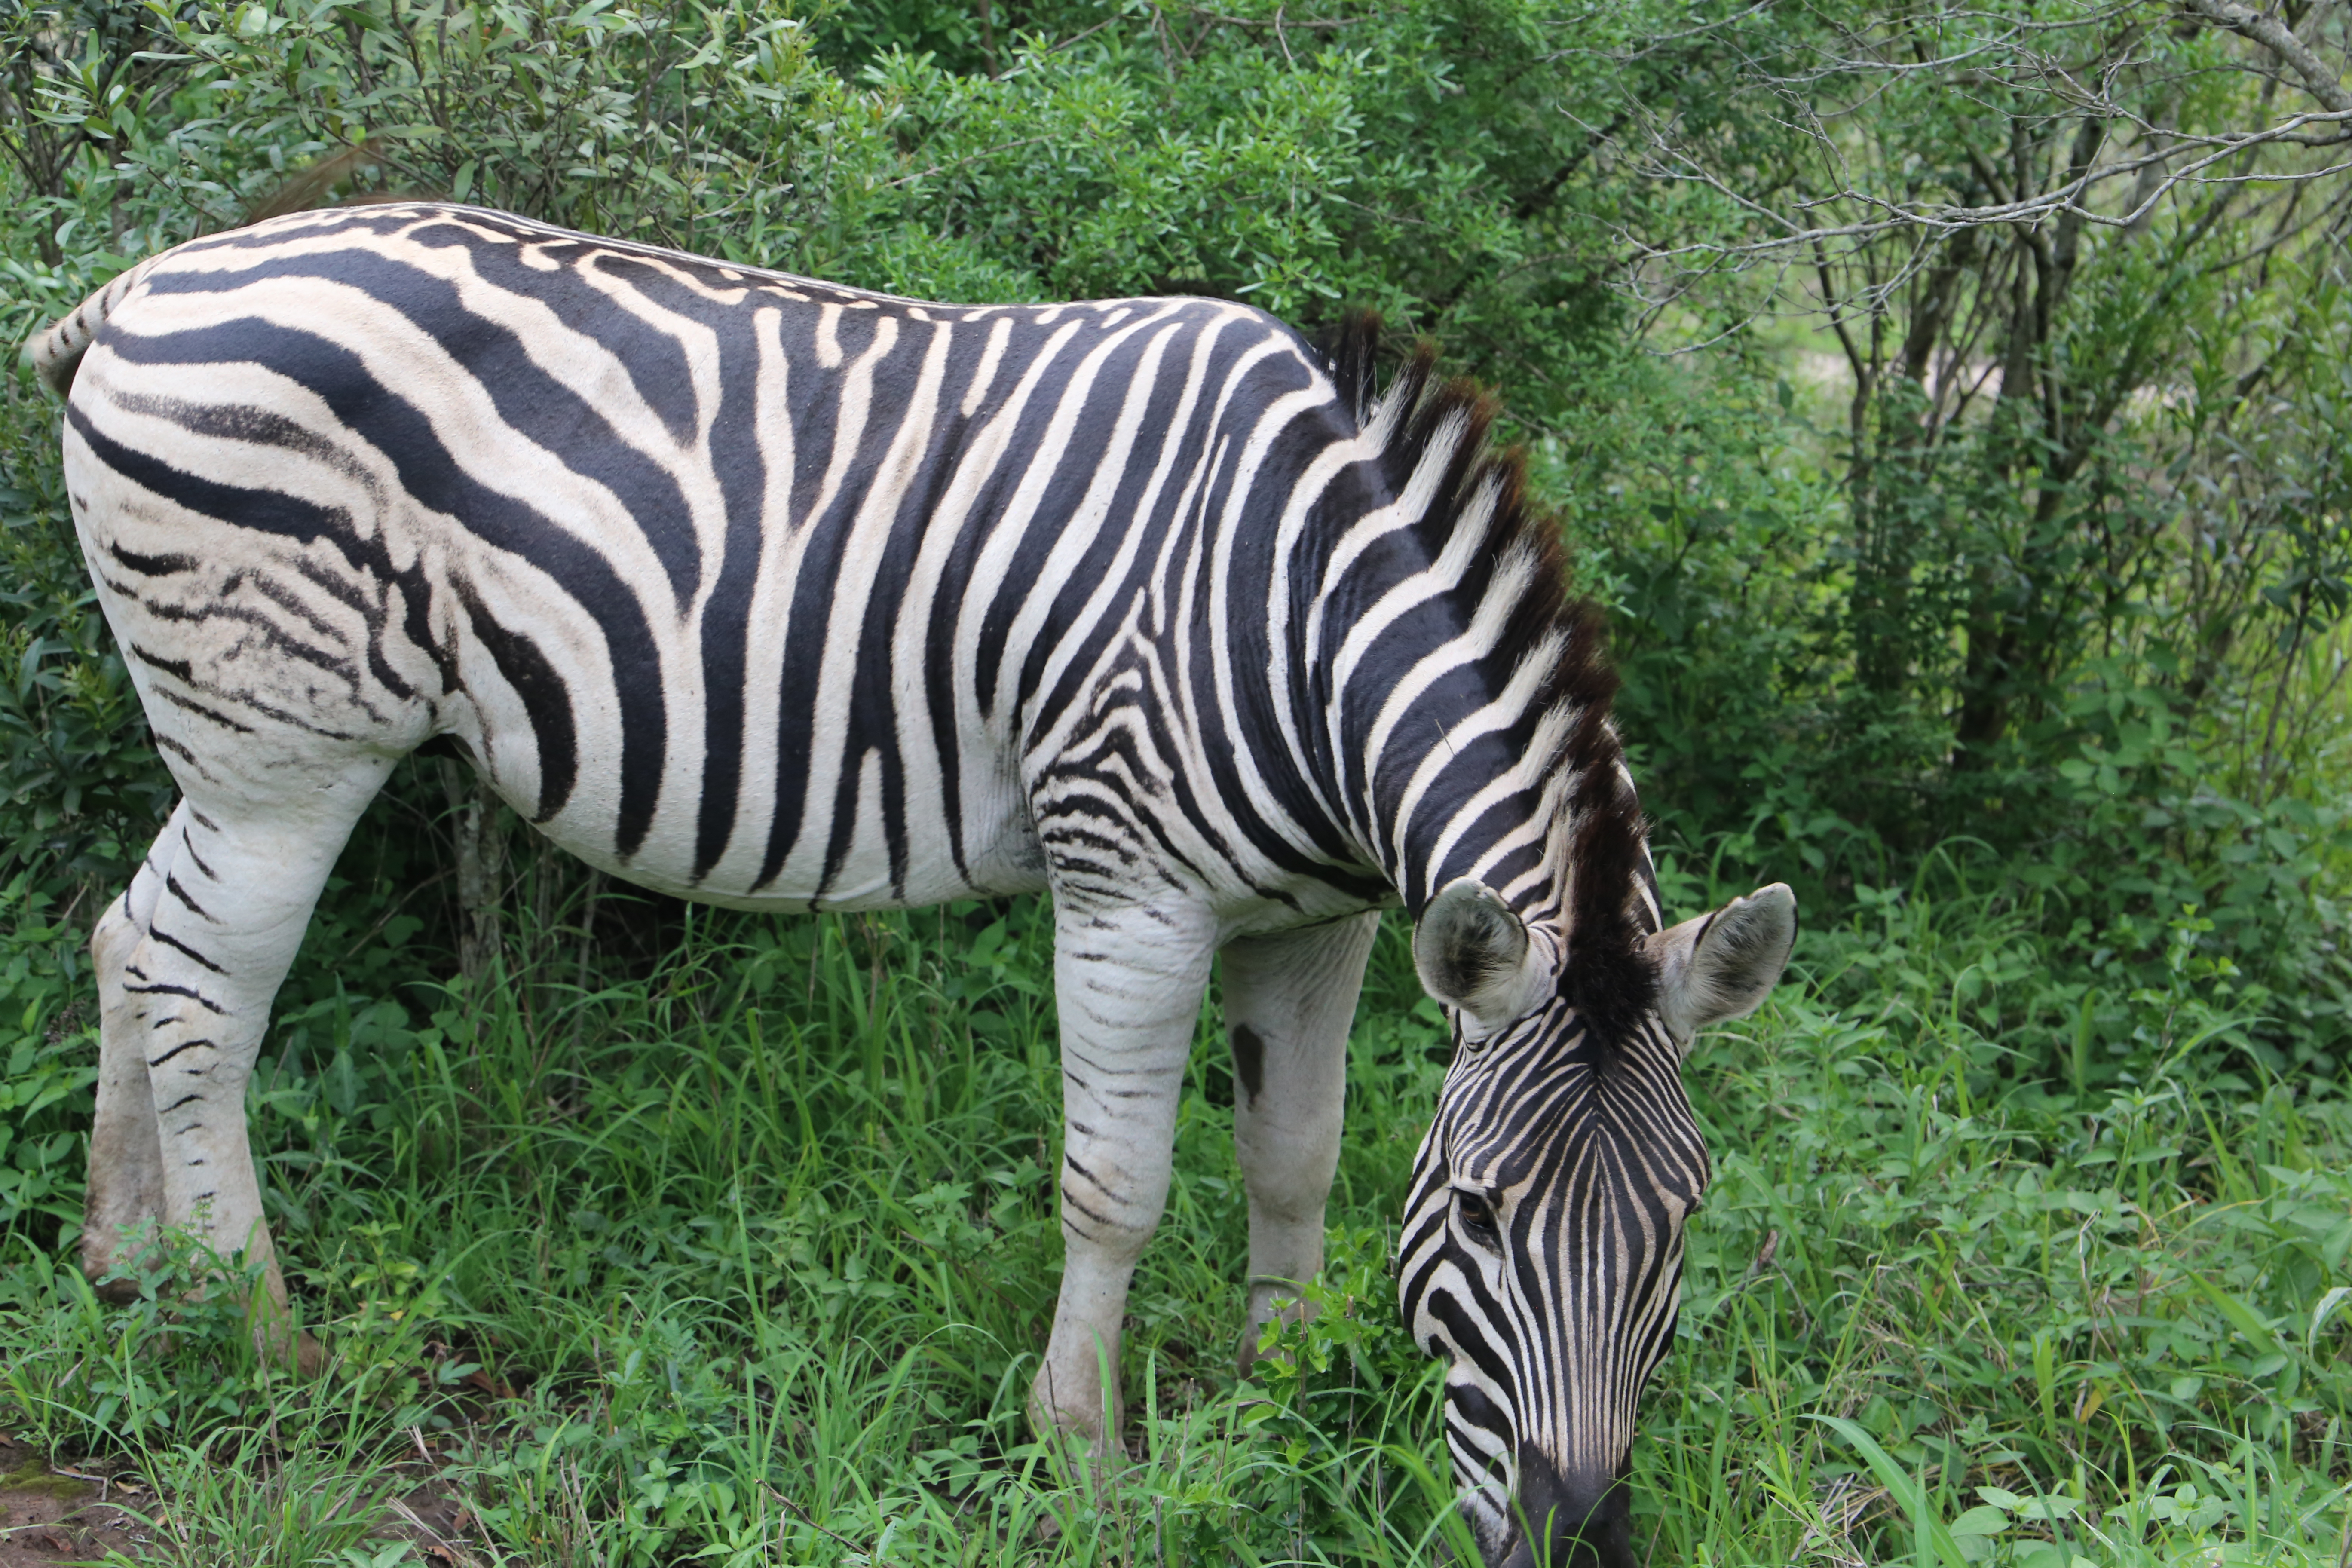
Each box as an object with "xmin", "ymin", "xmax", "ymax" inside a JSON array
[{"xmin": 1809, "ymin": 1415, "xmax": 1970, "ymax": 1568}]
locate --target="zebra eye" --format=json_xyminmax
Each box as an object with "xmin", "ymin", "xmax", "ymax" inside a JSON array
[{"xmin": 1454, "ymin": 1190, "xmax": 1501, "ymax": 1250}]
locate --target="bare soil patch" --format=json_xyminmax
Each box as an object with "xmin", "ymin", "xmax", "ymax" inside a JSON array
[
  {"xmin": 0, "ymin": 1439, "xmax": 148, "ymax": 1566},
  {"xmin": 0, "ymin": 1436, "xmax": 480, "ymax": 1566}
]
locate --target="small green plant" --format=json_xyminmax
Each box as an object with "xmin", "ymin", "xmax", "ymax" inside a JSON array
[{"xmin": 101, "ymin": 1418, "xmax": 413, "ymax": 1568}]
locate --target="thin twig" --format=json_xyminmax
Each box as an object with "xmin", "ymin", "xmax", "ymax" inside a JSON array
[
  {"xmin": 2179, "ymin": 0, "xmax": 2352, "ymax": 115},
  {"xmin": 1041, "ymin": 15, "xmax": 1121, "ymax": 54},
  {"xmin": 880, "ymin": 135, "xmax": 1057, "ymax": 190},
  {"xmin": 384, "ymin": 1493, "xmax": 468, "ymax": 1565},
  {"xmin": 1191, "ymin": 10, "xmax": 1362, "ymax": 31},
  {"xmin": 1615, "ymin": 108, "xmax": 2352, "ymax": 266},
  {"xmin": 51, "ymin": 1466, "xmax": 110, "ymax": 1502},
  {"xmin": 766, "ymin": 1485, "xmax": 869, "ymax": 1553},
  {"xmin": 334, "ymin": 867, "xmax": 453, "ymax": 966}
]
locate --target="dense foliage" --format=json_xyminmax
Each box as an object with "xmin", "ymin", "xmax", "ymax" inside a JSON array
[{"xmin": 1, "ymin": 0, "xmax": 2347, "ymax": 1563}]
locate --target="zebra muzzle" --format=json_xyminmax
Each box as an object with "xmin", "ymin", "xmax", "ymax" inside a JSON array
[{"xmin": 1496, "ymin": 1449, "xmax": 1635, "ymax": 1568}]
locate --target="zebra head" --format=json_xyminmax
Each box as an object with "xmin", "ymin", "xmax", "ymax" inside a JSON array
[{"xmin": 1399, "ymin": 876, "xmax": 1797, "ymax": 1567}]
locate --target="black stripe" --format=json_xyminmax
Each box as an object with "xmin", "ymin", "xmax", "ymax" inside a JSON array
[
  {"xmin": 749, "ymin": 314, "xmax": 892, "ymax": 894},
  {"xmin": 676, "ymin": 278, "xmax": 768, "ymax": 882},
  {"xmin": 90, "ymin": 317, "xmax": 667, "ymax": 858},
  {"xmin": 453, "ymin": 579, "xmax": 578, "ymax": 823},
  {"xmin": 152, "ymin": 685, "xmax": 259, "ymax": 736},
  {"xmin": 147, "ymin": 925, "xmax": 227, "ymax": 974},
  {"xmin": 109, "ymin": 541, "xmax": 199, "ymax": 575},
  {"xmin": 141, "ymin": 247, "xmax": 704, "ymax": 608},
  {"xmin": 124, "ymin": 981, "xmax": 224, "ymax": 1013},
  {"xmin": 127, "ymin": 643, "xmax": 195, "ymax": 683},
  {"xmin": 165, "ymin": 874, "xmax": 213, "ymax": 920}
]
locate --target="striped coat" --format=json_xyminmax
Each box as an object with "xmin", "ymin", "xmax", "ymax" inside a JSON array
[{"xmin": 38, "ymin": 203, "xmax": 1794, "ymax": 1568}]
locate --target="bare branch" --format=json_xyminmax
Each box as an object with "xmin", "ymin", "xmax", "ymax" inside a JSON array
[
  {"xmin": 2178, "ymin": 0, "xmax": 2352, "ymax": 115},
  {"xmin": 1608, "ymin": 106, "xmax": 2352, "ymax": 272}
]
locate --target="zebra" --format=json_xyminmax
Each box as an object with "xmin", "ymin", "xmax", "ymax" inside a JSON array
[{"xmin": 30, "ymin": 202, "xmax": 1795, "ymax": 1567}]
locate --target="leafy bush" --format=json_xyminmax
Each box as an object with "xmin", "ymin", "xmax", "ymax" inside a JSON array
[{"xmin": 1, "ymin": 0, "xmax": 2347, "ymax": 1560}]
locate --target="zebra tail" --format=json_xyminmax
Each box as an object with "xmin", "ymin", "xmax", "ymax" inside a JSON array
[{"xmin": 22, "ymin": 263, "xmax": 149, "ymax": 400}]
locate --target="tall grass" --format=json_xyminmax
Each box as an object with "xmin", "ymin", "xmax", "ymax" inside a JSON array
[{"xmin": 1, "ymin": 844, "xmax": 2346, "ymax": 1565}]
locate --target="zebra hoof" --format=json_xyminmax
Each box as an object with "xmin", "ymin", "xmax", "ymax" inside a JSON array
[
  {"xmin": 79, "ymin": 1240, "xmax": 155, "ymax": 1305},
  {"xmin": 251, "ymin": 1320, "xmax": 328, "ymax": 1379},
  {"xmin": 1238, "ymin": 1275, "xmax": 1318, "ymax": 1375},
  {"xmin": 244, "ymin": 1285, "xmax": 327, "ymax": 1378},
  {"xmin": 79, "ymin": 1214, "xmax": 166, "ymax": 1303},
  {"xmin": 246, "ymin": 1320, "xmax": 324, "ymax": 1374},
  {"xmin": 1025, "ymin": 1368, "xmax": 1125, "ymax": 1468}
]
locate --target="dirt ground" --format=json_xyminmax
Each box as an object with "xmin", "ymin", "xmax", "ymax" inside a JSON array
[
  {"xmin": 0, "ymin": 1440, "xmax": 147, "ymax": 1567},
  {"xmin": 0, "ymin": 1435, "xmax": 478, "ymax": 1566}
]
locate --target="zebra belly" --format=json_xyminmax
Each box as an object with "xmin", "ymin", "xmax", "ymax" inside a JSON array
[
  {"xmin": 490, "ymin": 730, "xmax": 1052, "ymax": 915},
  {"xmin": 430, "ymin": 482, "xmax": 1054, "ymax": 912}
]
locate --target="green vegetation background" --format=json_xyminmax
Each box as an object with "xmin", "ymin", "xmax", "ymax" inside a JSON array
[{"xmin": 0, "ymin": 1, "xmax": 2347, "ymax": 1562}]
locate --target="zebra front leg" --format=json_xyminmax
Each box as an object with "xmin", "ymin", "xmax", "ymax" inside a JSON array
[
  {"xmin": 1030, "ymin": 897, "xmax": 1217, "ymax": 1454},
  {"xmin": 129, "ymin": 764, "xmax": 389, "ymax": 1367},
  {"xmin": 1222, "ymin": 912, "xmax": 1379, "ymax": 1370},
  {"xmin": 82, "ymin": 818, "xmax": 181, "ymax": 1295}
]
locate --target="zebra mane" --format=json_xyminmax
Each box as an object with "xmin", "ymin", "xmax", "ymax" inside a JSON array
[{"xmin": 1323, "ymin": 312, "xmax": 1658, "ymax": 1038}]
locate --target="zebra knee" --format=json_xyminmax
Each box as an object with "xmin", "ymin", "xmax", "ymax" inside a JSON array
[
  {"xmin": 1056, "ymin": 1157, "xmax": 1167, "ymax": 1262},
  {"xmin": 91, "ymin": 889, "xmax": 143, "ymax": 974},
  {"xmin": 1236, "ymin": 1111, "xmax": 1343, "ymax": 1219}
]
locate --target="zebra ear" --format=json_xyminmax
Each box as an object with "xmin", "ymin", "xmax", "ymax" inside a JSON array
[
  {"xmin": 1414, "ymin": 880, "xmax": 1549, "ymax": 1036},
  {"xmin": 1648, "ymin": 883, "xmax": 1797, "ymax": 1050}
]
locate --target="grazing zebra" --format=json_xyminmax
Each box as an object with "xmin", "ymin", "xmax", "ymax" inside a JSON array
[{"xmin": 32, "ymin": 202, "xmax": 1795, "ymax": 1567}]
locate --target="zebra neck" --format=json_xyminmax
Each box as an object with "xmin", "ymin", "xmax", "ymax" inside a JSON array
[{"xmin": 1298, "ymin": 633, "xmax": 1568, "ymax": 921}]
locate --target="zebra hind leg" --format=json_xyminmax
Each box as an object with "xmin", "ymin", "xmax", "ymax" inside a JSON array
[
  {"xmin": 1029, "ymin": 897, "xmax": 1218, "ymax": 1455},
  {"xmin": 1220, "ymin": 911, "xmax": 1381, "ymax": 1370},
  {"xmin": 122, "ymin": 763, "xmax": 391, "ymax": 1371},
  {"xmin": 81, "ymin": 817, "xmax": 181, "ymax": 1298}
]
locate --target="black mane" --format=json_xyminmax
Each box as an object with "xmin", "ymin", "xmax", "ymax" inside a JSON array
[{"xmin": 1323, "ymin": 312, "xmax": 1659, "ymax": 1037}]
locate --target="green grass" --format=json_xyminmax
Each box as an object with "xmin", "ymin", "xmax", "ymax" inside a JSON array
[{"xmin": 1, "ymin": 848, "xmax": 2348, "ymax": 1565}]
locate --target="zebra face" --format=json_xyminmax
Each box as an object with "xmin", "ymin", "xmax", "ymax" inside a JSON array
[{"xmin": 1400, "ymin": 880, "xmax": 1797, "ymax": 1567}]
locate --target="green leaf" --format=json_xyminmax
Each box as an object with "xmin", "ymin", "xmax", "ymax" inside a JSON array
[
  {"xmin": 2188, "ymin": 1271, "xmax": 2286, "ymax": 1352},
  {"xmin": 2309, "ymin": 1285, "xmax": 2351, "ymax": 1354},
  {"xmin": 1949, "ymin": 1505, "xmax": 2010, "ymax": 1537},
  {"xmin": 1810, "ymin": 1415, "xmax": 1971, "ymax": 1568}
]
